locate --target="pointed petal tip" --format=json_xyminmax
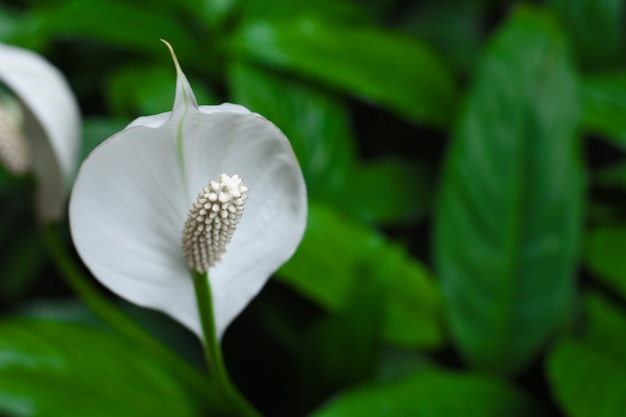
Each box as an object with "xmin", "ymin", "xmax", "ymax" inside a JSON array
[
  {"xmin": 160, "ymin": 39, "xmax": 179, "ymax": 70},
  {"xmin": 161, "ymin": 39, "xmax": 198, "ymax": 112}
]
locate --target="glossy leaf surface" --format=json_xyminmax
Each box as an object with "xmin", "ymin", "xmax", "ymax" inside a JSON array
[
  {"xmin": 547, "ymin": 0, "xmax": 623, "ymax": 69},
  {"xmin": 311, "ymin": 370, "xmax": 539, "ymax": 417},
  {"xmin": 585, "ymin": 227, "xmax": 626, "ymax": 300},
  {"xmin": 0, "ymin": 319, "xmax": 205, "ymax": 417},
  {"xmin": 548, "ymin": 339, "xmax": 626, "ymax": 417},
  {"xmin": 434, "ymin": 7, "xmax": 583, "ymax": 374},
  {"xmin": 580, "ymin": 72, "xmax": 626, "ymax": 147},
  {"xmin": 278, "ymin": 202, "xmax": 442, "ymax": 349},
  {"xmin": 229, "ymin": 17, "xmax": 457, "ymax": 126}
]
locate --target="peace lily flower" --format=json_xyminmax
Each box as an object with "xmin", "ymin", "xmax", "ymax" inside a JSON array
[
  {"xmin": 69, "ymin": 42, "xmax": 307, "ymax": 339},
  {"xmin": 0, "ymin": 43, "xmax": 80, "ymax": 221}
]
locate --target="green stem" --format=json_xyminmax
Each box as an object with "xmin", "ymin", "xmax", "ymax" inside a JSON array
[
  {"xmin": 41, "ymin": 224, "xmax": 224, "ymax": 413},
  {"xmin": 192, "ymin": 270, "xmax": 262, "ymax": 417}
]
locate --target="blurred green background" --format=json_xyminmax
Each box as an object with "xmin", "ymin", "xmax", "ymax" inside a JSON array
[{"xmin": 1, "ymin": 0, "xmax": 626, "ymax": 416}]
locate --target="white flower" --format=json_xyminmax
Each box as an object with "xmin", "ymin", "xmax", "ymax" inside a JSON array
[
  {"xmin": 0, "ymin": 43, "xmax": 80, "ymax": 221},
  {"xmin": 69, "ymin": 42, "xmax": 307, "ymax": 339}
]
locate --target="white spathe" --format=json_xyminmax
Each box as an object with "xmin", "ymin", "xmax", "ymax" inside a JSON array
[
  {"xmin": 0, "ymin": 43, "xmax": 80, "ymax": 221},
  {"xmin": 69, "ymin": 43, "xmax": 307, "ymax": 339}
]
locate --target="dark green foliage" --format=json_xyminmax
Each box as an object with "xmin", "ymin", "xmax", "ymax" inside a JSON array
[
  {"xmin": 435, "ymin": 6, "xmax": 584, "ymax": 374},
  {"xmin": 0, "ymin": 319, "xmax": 208, "ymax": 417},
  {"xmin": 0, "ymin": 0, "xmax": 625, "ymax": 416},
  {"xmin": 548, "ymin": 0, "xmax": 624, "ymax": 69},
  {"xmin": 581, "ymin": 72, "xmax": 626, "ymax": 146},
  {"xmin": 228, "ymin": 17, "xmax": 458, "ymax": 127},
  {"xmin": 548, "ymin": 339, "xmax": 626, "ymax": 417},
  {"xmin": 311, "ymin": 370, "xmax": 540, "ymax": 417}
]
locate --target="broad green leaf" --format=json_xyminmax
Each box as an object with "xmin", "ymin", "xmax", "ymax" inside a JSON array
[
  {"xmin": 200, "ymin": 0, "xmax": 238, "ymax": 29},
  {"xmin": 547, "ymin": 0, "xmax": 623, "ymax": 69},
  {"xmin": 277, "ymin": 202, "xmax": 442, "ymax": 349},
  {"xmin": 227, "ymin": 62, "xmax": 428, "ymax": 224},
  {"xmin": 585, "ymin": 227, "xmax": 626, "ymax": 300},
  {"xmin": 227, "ymin": 61, "xmax": 355, "ymax": 201},
  {"xmin": 581, "ymin": 72, "xmax": 626, "ymax": 147},
  {"xmin": 229, "ymin": 18, "xmax": 458, "ymax": 127},
  {"xmin": 14, "ymin": 298, "xmax": 205, "ymax": 370},
  {"xmin": 547, "ymin": 339, "xmax": 626, "ymax": 417},
  {"xmin": 379, "ymin": 244, "xmax": 442, "ymax": 349},
  {"xmin": 239, "ymin": 0, "xmax": 367, "ymax": 23},
  {"xmin": 434, "ymin": 6, "xmax": 583, "ymax": 374},
  {"xmin": 582, "ymin": 292, "xmax": 626, "ymax": 369},
  {"xmin": 310, "ymin": 370, "xmax": 539, "ymax": 417},
  {"xmin": 341, "ymin": 158, "xmax": 436, "ymax": 224},
  {"xmin": 30, "ymin": 0, "xmax": 199, "ymax": 61},
  {"xmin": 15, "ymin": 298, "xmax": 103, "ymax": 327},
  {"xmin": 0, "ymin": 319, "xmax": 211, "ymax": 417},
  {"xmin": 374, "ymin": 349, "xmax": 433, "ymax": 383},
  {"xmin": 116, "ymin": 0, "xmax": 205, "ymax": 17}
]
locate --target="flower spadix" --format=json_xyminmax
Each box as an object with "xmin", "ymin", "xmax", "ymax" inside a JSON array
[
  {"xmin": 69, "ymin": 41, "xmax": 307, "ymax": 339},
  {"xmin": 183, "ymin": 173, "xmax": 248, "ymax": 273},
  {"xmin": 0, "ymin": 43, "xmax": 80, "ymax": 221}
]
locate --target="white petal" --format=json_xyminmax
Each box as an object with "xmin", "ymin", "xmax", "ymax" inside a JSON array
[
  {"xmin": 70, "ymin": 122, "xmax": 199, "ymax": 334},
  {"xmin": 0, "ymin": 43, "xmax": 80, "ymax": 221},
  {"xmin": 181, "ymin": 108, "xmax": 307, "ymax": 337},
  {"xmin": 70, "ymin": 43, "xmax": 306, "ymax": 339},
  {"xmin": 198, "ymin": 103, "xmax": 252, "ymax": 115},
  {"xmin": 71, "ymin": 104, "xmax": 307, "ymax": 338},
  {"xmin": 126, "ymin": 112, "xmax": 171, "ymax": 129}
]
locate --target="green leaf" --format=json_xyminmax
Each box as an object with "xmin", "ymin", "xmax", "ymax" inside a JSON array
[
  {"xmin": 200, "ymin": 0, "xmax": 238, "ymax": 29},
  {"xmin": 582, "ymin": 292, "xmax": 626, "ymax": 369},
  {"xmin": 0, "ymin": 319, "xmax": 210, "ymax": 417},
  {"xmin": 434, "ymin": 6, "xmax": 584, "ymax": 374},
  {"xmin": 341, "ymin": 158, "xmax": 436, "ymax": 224},
  {"xmin": 227, "ymin": 61, "xmax": 355, "ymax": 201},
  {"xmin": 547, "ymin": 0, "xmax": 623, "ymax": 69},
  {"xmin": 310, "ymin": 369, "xmax": 540, "ymax": 417},
  {"xmin": 277, "ymin": 202, "xmax": 442, "ymax": 349},
  {"xmin": 229, "ymin": 18, "xmax": 458, "ymax": 127},
  {"xmin": 239, "ymin": 0, "xmax": 367, "ymax": 23},
  {"xmin": 585, "ymin": 227, "xmax": 626, "ymax": 300},
  {"xmin": 581, "ymin": 72, "xmax": 626, "ymax": 147},
  {"xmin": 374, "ymin": 349, "xmax": 433, "ymax": 383},
  {"xmin": 547, "ymin": 339, "xmax": 626, "ymax": 417},
  {"xmin": 228, "ymin": 62, "xmax": 427, "ymax": 225},
  {"xmin": 31, "ymin": 0, "xmax": 199, "ymax": 61}
]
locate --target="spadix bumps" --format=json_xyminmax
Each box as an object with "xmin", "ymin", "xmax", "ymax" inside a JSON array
[
  {"xmin": 183, "ymin": 173, "xmax": 249, "ymax": 273},
  {"xmin": 0, "ymin": 99, "xmax": 30, "ymax": 175},
  {"xmin": 69, "ymin": 42, "xmax": 307, "ymax": 338},
  {"xmin": 0, "ymin": 43, "xmax": 80, "ymax": 221}
]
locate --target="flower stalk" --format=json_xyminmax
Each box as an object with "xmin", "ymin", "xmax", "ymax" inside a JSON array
[{"xmin": 192, "ymin": 269, "xmax": 262, "ymax": 417}]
